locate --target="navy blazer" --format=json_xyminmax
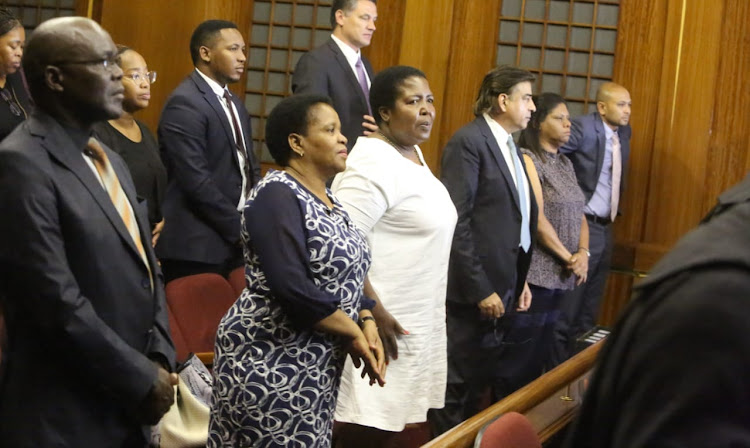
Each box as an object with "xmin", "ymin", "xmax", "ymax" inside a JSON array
[
  {"xmin": 157, "ymin": 71, "xmax": 260, "ymax": 264},
  {"xmin": 0, "ymin": 112, "xmax": 174, "ymax": 447},
  {"xmin": 292, "ymin": 37, "xmax": 374, "ymax": 150},
  {"xmin": 560, "ymin": 111, "xmax": 631, "ymax": 206},
  {"xmin": 441, "ymin": 117, "xmax": 539, "ymax": 309}
]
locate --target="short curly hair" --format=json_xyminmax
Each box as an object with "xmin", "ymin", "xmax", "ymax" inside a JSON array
[
  {"xmin": 265, "ymin": 94, "xmax": 333, "ymax": 166},
  {"xmin": 369, "ymin": 65, "xmax": 426, "ymax": 126}
]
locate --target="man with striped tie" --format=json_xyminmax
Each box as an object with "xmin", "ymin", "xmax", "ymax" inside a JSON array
[{"xmin": 0, "ymin": 17, "xmax": 176, "ymax": 447}]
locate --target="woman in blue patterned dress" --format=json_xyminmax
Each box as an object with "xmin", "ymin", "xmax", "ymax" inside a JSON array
[{"xmin": 208, "ymin": 94, "xmax": 386, "ymax": 447}]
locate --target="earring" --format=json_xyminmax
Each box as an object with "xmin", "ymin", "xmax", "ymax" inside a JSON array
[{"xmin": 297, "ymin": 151, "xmax": 304, "ymax": 158}]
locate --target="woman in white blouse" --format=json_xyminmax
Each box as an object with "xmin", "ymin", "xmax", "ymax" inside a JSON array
[{"xmin": 332, "ymin": 66, "xmax": 457, "ymax": 446}]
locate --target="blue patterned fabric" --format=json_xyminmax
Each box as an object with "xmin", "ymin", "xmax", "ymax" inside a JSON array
[{"xmin": 207, "ymin": 170, "xmax": 371, "ymax": 447}]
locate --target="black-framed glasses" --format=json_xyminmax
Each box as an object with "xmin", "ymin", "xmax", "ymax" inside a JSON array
[
  {"xmin": 0, "ymin": 90, "xmax": 22, "ymax": 117},
  {"xmin": 55, "ymin": 55, "xmax": 121, "ymax": 72},
  {"xmin": 123, "ymin": 71, "xmax": 157, "ymax": 84}
]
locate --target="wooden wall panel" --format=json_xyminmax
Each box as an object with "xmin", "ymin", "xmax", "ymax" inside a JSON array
[
  {"xmin": 98, "ymin": 0, "xmax": 253, "ymax": 134},
  {"xmin": 436, "ymin": 0, "xmax": 502, "ymax": 175},
  {"xmin": 396, "ymin": 0, "xmax": 455, "ymax": 172},
  {"xmin": 643, "ymin": 0, "xmax": 724, "ymax": 247},
  {"xmin": 361, "ymin": 0, "xmax": 405, "ymax": 72},
  {"xmin": 703, "ymin": 0, "xmax": 750, "ymax": 212}
]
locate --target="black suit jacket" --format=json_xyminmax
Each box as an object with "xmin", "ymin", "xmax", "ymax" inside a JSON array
[
  {"xmin": 292, "ymin": 37, "xmax": 374, "ymax": 150},
  {"xmin": 157, "ymin": 71, "xmax": 260, "ymax": 264},
  {"xmin": 441, "ymin": 117, "xmax": 539, "ymax": 309},
  {"xmin": 0, "ymin": 112, "xmax": 174, "ymax": 447},
  {"xmin": 560, "ymin": 111, "xmax": 632, "ymax": 205}
]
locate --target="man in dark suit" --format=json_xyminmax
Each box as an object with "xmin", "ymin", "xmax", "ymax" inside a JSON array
[
  {"xmin": 292, "ymin": 0, "xmax": 378, "ymax": 150},
  {"xmin": 430, "ymin": 66, "xmax": 539, "ymax": 435},
  {"xmin": 0, "ymin": 17, "xmax": 176, "ymax": 447},
  {"xmin": 158, "ymin": 20, "xmax": 260, "ymax": 282},
  {"xmin": 563, "ymin": 173, "xmax": 750, "ymax": 448},
  {"xmin": 553, "ymin": 82, "xmax": 632, "ymax": 363}
]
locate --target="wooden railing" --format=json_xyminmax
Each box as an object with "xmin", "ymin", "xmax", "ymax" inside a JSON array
[{"xmin": 422, "ymin": 341, "xmax": 603, "ymax": 448}]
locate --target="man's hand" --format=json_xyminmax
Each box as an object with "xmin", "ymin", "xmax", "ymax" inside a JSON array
[
  {"xmin": 371, "ymin": 306, "xmax": 408, "ymax": 361},
  {"xmin": 516, "ymin": 282, "xmax": 532, "ymax": 311},
  {"xmin": 362, "ymin": 115, "xmax": 378, "ymax": 135},
  {"xmin": 478, "ymin": 292, "xmax": 505, "ymax": 319},
  {"xmin": 151, "ymin": 219, "xmax": 165, "ymax": 247},
  {"xmin": 137, "ymin": 365, "xmax": 179, "ymax": 425}
]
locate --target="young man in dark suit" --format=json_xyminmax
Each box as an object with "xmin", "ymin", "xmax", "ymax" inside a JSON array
[
  {"xmin": 0, "ymin": 17, "xmax": 176, "ymax": 447},
  {"xmin": 158, "ymin": 20, "xmax": 260, "ymax": 282},
  {"xmin": 553, "ymin": 82, "xmax": 632, "ymax": 363},
  {"xmin": 292, "ymin": 0, "xmax": 378, "ymax": 150},
  {"xmin": 430, "ymin": 66, "xmax": 539, "ymax": 435}
]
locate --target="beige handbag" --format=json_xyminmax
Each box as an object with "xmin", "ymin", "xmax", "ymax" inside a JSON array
[{"xmin": 151, "ymin": 354, "xmax": 212, "ymax": 447}]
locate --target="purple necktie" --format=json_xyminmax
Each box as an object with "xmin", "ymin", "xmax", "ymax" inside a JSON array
[{"xmin": 355, "ymin": 57, "xmax": 372, "ymax": 115}]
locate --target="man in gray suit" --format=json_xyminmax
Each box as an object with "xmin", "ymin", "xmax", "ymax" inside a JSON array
[
  {"xmin": 430, "ymin": 66, "xmax": 538, "ymax": 435},
  {"xmin": 554, "ymin": 82, "xmax": 632, "ymax": 363},
  {"xmin": 0, "ymin": 17, "xmax": 176, "ymax": 447},
  {"xmin": 292, "ymin": 0, "xmax": 378, "ymax": 150}
]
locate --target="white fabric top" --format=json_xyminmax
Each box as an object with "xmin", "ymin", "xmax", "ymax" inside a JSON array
[
  {"xmin": 332, "ymin": 137, "xmax": 457, "ymax": 431},
  {"xmin": 194, "ymin": 68, "xmax": 248, "ymax": 210},
  {"xmin": 330, "ymin": 33, "xmax": 371, "ymax": 87}
]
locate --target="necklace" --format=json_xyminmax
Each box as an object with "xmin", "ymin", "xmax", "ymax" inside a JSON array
[{"xmin": 378, "ymin": 131, "xmax": 418, "ymax": 156}]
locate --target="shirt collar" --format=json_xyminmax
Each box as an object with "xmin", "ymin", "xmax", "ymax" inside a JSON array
[
  {"xmin": 483, "ymin": 113, "xmax": 511, "ymax": 145},
  {"xmin": 195, "ymin": 68, "xmax": 228, "ymax": 98},
  {"xmin": 601, "ymin": 117, "xmax": 615, "ymax": 140},
  {"xmin": 331, "ymin": 34, "xmax": 361, "ymax": 67}
]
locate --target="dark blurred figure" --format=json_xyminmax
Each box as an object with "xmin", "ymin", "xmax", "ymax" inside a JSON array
[
  {"xmin": 564, "ymin": 173, "xmax": 750, "ymax": 448},
  {"xmin": 94, "ymin": 45, "xmax": 166, "ymax": 246},
  {"xmin": 0, "ymin": 7, "xmax": 32, "ymax": 141},
  {"xmin": 0, "ymin": 17, "xmax": 176, "ymax": 447}
]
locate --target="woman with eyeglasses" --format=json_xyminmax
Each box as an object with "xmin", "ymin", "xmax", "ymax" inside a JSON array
[
  {"xmin": 93, "ymin": 45, "xmax": 167, "ymax": 246},
  {"xmin": 0, "ymin": 8, "xmax": 31, "ymax": 142}
]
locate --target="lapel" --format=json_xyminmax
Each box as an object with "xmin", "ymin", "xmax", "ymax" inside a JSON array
[
  {"xmin": 326, "ymin": 38, "xmax": 369, "ymax": 112},
  {"xmin": 592, "ymin": 112, "xmax": 607, "ymax": 177},
  {"xmin": 190, "ymin": 71, "xmax": 242, "ymax": 168},
  {"xmin": 475, "ymin": 117, "xmax": 521, "ymax": 212},
  {"xmin": 29, "ymin": 114, "xmax": 148, "ymax": 268}
]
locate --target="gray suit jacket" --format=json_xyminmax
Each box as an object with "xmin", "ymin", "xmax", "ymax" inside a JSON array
[
  {"xmin": 560, "ymin": 111, "xmax": 632, "ymax": 208},
  {"xmin": 0, "ymin": 112, "xmax": 174, "ymax": 447},
  {"xmin": 292, "ymin": 37, "xmax": 374, "ymax": 150}
]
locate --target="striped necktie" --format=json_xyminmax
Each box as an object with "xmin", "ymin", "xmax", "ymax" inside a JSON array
[{"xmin": 85, "ymin": 137, "xmax": 152, "ymax": 288}]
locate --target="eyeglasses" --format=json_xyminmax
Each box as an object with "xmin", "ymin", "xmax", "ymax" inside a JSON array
[
  {"xmin": 123, "ymin": 71, "xmax": 157, "ymax": 84},
  {"xmin": 55, "ymin": 55, "xmax": 121, "ymax": 72},
  {"xmin": 1, "ymin": 89, "xmax": 22, "ymax": 117}
]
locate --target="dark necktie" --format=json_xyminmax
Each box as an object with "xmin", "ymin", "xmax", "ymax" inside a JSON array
[
  {"xmin": 223, "ymin": 90, "xmax": 253, "ymax": 194},
  {"xmin": 354, "ymin": 56, "xmax": 372, "ymax": 115}
]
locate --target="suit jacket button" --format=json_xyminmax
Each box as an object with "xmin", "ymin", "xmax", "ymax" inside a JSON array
[{"xmin": 141, "ymin": 278, "xmax": 151, "ymax": 289}]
